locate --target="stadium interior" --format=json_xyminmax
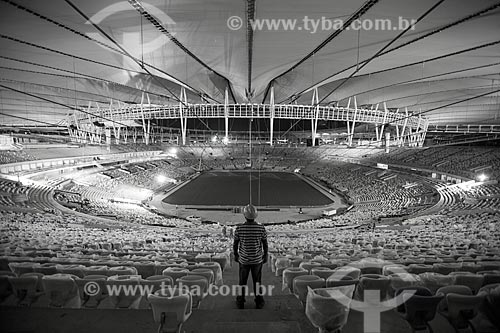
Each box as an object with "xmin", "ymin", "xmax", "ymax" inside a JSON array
[{"xmin": 0, "ymin": 0, "xmax": 500, "ymax": 332}]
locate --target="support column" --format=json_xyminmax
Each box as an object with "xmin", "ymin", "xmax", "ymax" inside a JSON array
[
  {"xmin": 71, "ymin": 109, "xmax": 84, "ymax": 143},
  {"xmin": 419, "ymin": 119, "xmax": 429, "ymax": 147},
  {"xmin": 379, "ymin": 103, "xmax": 388, "ymax": 142},
  {"xmin": 394, "ymin": 108, "xmax": 400, "ymax": 147},
  {"xmin": 110, "ymin": 99, "xmax": 122, "ymax": 145},
  {"xmin": 179, "ymin": 87, "xmax": 188, "ymax": 146},
  {"xmin": 348, "ymin": 96, "xmax": 358, "ymax": 147},
  {"xmin": 93, "ymin": 102, "xmax": 104, "ymax": 144},
  {"xmin": 411, "ymin": 114, "xmax": 423, "ymax": 147},
  {"xmin": 123, "ymin": 126, "xmax": 128, "ymax": 144},
  {"xmin": 224, "ymin": 87, "xmax": 229, "ymax": 143},
  {"xmin": 105, "ymin": 128, "xmax": 111, "ymax": 146},
  {"xmin": 269, "ymin": 85, "xmax": 275, "ymax": 146},
  {"xmin": 408, "ymin": 127, "xmax": 416, "ymax": 147},
  {"xmin": 311, "ymin": 88, "xmax": 320, "ymax": 146},
  {"xmin": 385, "ymin": 132, "xmax": 391, "ymax": 153},
  {"xmin": 140, "ymin": 93, "xmax": 151, "ymax": 145},
  {"xmin": 400, "ymin": 107, "xmax": 409, "ymax": 147},
  {"xmin": 345, "ymin": 97, "xmax": 351, "ymax": 145},
  {"xmin": 86, "ymin": 114, "xmax": 97, "ymax": 144}
]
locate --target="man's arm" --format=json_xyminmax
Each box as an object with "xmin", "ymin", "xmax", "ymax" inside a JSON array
[
  {"xmin": 262, "ymin": 227, "xmax": 268, "ymax": 263},
  {"xmin": 262, "ymin": 238, "xmax": 268, "ymax": 263},
  {"xmin": 233, "ymin": 229, "xmax": 239, "ymax": 262}
]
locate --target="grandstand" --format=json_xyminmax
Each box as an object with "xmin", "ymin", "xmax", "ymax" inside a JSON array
[{"xmin": 1, "ymin": 1, "xmax": 500, "ymax": 333}]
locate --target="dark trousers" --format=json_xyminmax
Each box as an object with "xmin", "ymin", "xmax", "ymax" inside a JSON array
[{"xmin": 237, "ymin": 262, "xmax": 263, "ymax": 302}]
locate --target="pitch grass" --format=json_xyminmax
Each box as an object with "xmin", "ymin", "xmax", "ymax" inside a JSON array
[{"xmin": 163, "ymin": 171, "xmax": 333, "ymax": 206}]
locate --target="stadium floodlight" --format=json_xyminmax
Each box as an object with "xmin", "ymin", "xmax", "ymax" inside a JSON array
[
  {"xmin": 477, "ymin": 173, "xmax": 488, "ymax": 182},
  {"xmin": 222, "ymin": 136, "xmax": 229, "ymax": 145},
  {"xmin": 156, "ymin": 175, "xmax": 167, "ymax": 183}
]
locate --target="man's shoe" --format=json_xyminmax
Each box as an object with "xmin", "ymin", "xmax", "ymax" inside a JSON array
[
  {"xmin": 236, "ymin": 297, "xmax": 245, "ymax": 309},
  {"xmin": 255, "ymin": 298, "xmax": 265, "ymax": 309}
]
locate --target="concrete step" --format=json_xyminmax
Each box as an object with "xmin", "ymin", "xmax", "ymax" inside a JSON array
[
  {"xmin": 200, "ymin": 321, "xmax": 301, "ymax": 333},
  {"xmin": 185, "ymin": 294, "xmax": 316, "ymax": 332}
]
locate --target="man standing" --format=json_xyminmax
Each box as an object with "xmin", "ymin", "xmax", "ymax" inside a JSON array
[{"xmin": 233, "ymin": 204, "xmax": 268, "ymax": 309}]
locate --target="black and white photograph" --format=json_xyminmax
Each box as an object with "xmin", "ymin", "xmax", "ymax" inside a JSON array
[{"xmin": 0, "ymin": 0, "xmax": 499, "ymax": 332}]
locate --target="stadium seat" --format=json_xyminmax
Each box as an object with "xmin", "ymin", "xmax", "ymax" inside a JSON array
[
  {"xmin": 330, "ymin": 266, "xmax": 361, "ymax": 281},
  {"xmin": 360, "ymin": 266, "xmax": 384, "ymax": 275},
  {"xmin": 82, "ymin": 265, "xmax": 109, "ymax": 276},
  {"xmin": 108, "ymin": 265, "xmax": 138, "ymax": 276},
  {"xmin": 293, "ymin": 275, "xmax": 325, "ymax": 306},
  {"xmin": 289, "ymin": 256, "xmax": 304, "ymax": 268},
  {"xmin": 211, "ymin": 254, "xmax": 229, "ymax": 271},
  {"xmin": 42, "ymin": 273, "xmax": 81, "ymax": 308},
  {"xmin": 299, "ymin": 261, "xmax": 321, "ymax": 274},
  {"xmin": 275, "ymin": 257, "xmax": 291, "ymax": 277},
  {"xmin": 56, "ymin": 264, "xmax": 85, "ymax": 278},
  {"xmin": 408, "ymin": 264, "xmax": 433, "ymax": 275},
  {"xmin": 0, "ymin": 270, "xmax": 16, "ymax": 277},
  {"xmin": 389, "ymin": 273, "xmax": 422, "ymax": 297},
  {"xmin": 433, "ymin": 263, "xmax": 461, "ymax": 275},
  {"xmin": 148, "ymin": 287, "xmax": 192, "ymax": 333},
  {"xmin": 177, "ymin": 275, "xmax": 208, "ymax": 309},
  {"xmin": 382, "ymin": 264, "xmax": 408, "ymax": 276},
  {"xmin": 20, "ymin": 272, "xmax": 44, "ymax": 292},
  {"xmin": 155, "ymin": 263, "xmax": 169, "ymax": 276},
  {"xmin": 436, "ymin": 285, "xmax": 472, "ymax": 312},
  {"xmin": 75, "ymin": 275, "xmax": 107, "ymax": 308},
  {"xmin": 194, "ymin": 253, "xmax": 211, "ymax": 263},
  {"xmin": 282, "ymin": 267, "xmax": 308, "ymax": 292},
  {"xmin": 459, "ymin": 262, "xmax": 481, "ymax": 273},
  {"xmin": 106, "ymin": 275, "xmax": 142, "ymax": 309},
  {"xmin": 146, "ymin": 275, "xmax": 174, "ymax": 284},
  {"xmin": 310, "ymin": 267, "xmax": 336, "ymax": 280},
  {"xmin": 444, "ymin": 293, "xmax": 485, "ymax": 332},
  {"xmin": 34, "ymin": 263, "xmax": 58, "ymax": 275},
  {"xmin": 450, "ymin": 273, "xmax": 484, "ymax": 294},
  {"xmin": 0, "ymin": 274, "xmax": 13, "ymax": 303},
  {"xmin": 481, "ymin": 272, "xmax": 500, "ymax": 286},
  {"xmin": 395, "ymin": 287, "xmax": 443, "ymax": 332},
  {"xmin": 133, "ymin": 261, "xmax": 156, "ymax": 278},
  {"xmin": 162, "ymin": 267, "xmax": 189, "ymax": 283},
  {"xmin": 184, "ymin": 261, "xmax": 198, "ymax": 271},
  {"xmin": 140, "ymin": 276, "xmax": 174, "ymax": 295},
  {"xmin": 478, "ymin": 262, "xmax": 500, "ymax": 272},
  {"xmin": 320, "ymin": 261, "xmax": 339, "ymax": 270},
  {"xmin": 354, "ymin": 274, "xmax": 391, "ymax": 301},
  {"xmin": 418, "ymin": 272, "xmax": 454, "ymax": 294},
  {"xmin": 478, "ymin": 284, "xmax": 500, "ymax": 330},
  {"xmin": 326, "ymin": 276, "xmax": 359, "ymax": 288},
  {"xmin": 8, "ymin": 262, "xmax": 39, "ymax": 276},
  {"xmin": 8, "ymin": 275, "xmax": 42, "ymax": 306},
  {"xmin": 305, "ymin": 285, "xmax": 355, "ymax": 333},
  {"xmin": 189, "ymin": 268, "xmax": 214, "ymax": 285},
  {"xmin": 196, "ymin": 262, "xmax": 223, "ymax": 286}
]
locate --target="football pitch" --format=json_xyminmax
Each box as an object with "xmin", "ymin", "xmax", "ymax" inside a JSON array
[{"xmin": 162, "ymin": 171, "xmax": 334, "ymax": 207}]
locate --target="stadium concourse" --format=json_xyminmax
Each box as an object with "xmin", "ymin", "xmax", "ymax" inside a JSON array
[{"xmin": 1, "ymin": 0, "xmax": 500, "ymax": 332}]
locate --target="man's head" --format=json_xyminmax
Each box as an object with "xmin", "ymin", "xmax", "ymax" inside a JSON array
[{"xmin": 243, "ymin": 204, "xmax": 258, "ymax": 221}]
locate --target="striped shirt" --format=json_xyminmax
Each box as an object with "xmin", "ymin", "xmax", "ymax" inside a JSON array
[{"xmin": 234, "ymin": 223, "xmax": 267, "ymax": 265}]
